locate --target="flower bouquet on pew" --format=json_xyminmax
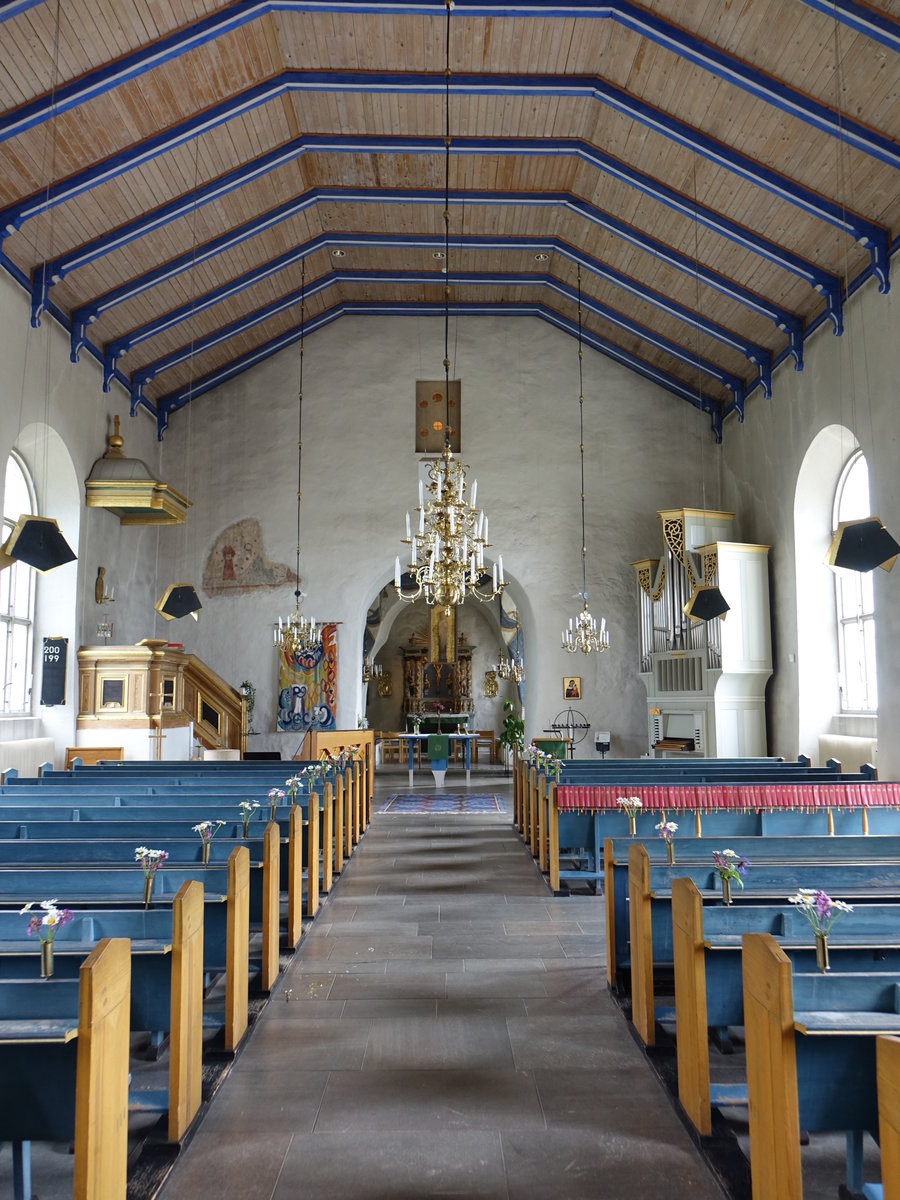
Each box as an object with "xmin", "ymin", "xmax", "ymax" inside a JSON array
[
  {"xmin": 712, "ymin": 848, "xmax": 750, "ymax": 905},
  {"xmin": 135, "ymin": 846, "xmax": 169, "ymax": 907},
  {"xmin": 267, "ymin": 786, "xmax": 286, "ymax": 821},
  {"xmin": 193, "ymin": 819, "xmax": 226, "ymax": 865},
  {"xmin": 655, "ymin": 818, "xmax": 678, "ymax": 865},
  {"xmin": 616, "ymin": 796, "xmax": 643, "ymax": 836},
  {"xmin": 239, "ymin": 800, "xmax": 259, "ymax": 838},
  {"xmin": 285, "ymin": 774, "xmax": 303, "ymax": 805},
  {"xmin": 21, "ymin": 899, "xmax": 74, "ymax": 978},
  {"xmin": 788, "ymin": 888, "xmax": 853, "ymax": 972}
]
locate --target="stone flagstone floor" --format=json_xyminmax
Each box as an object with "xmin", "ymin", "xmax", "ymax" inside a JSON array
[{"xmin": 157, "ymin": 779, "xmax": 726, "ymax": 1200}]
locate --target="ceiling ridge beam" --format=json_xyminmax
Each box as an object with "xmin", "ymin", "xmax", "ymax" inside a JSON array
[
  {"xmin": 128, "ymin": 267, "xmax": 746, "ymax": 414},
  {"xmin": 30, "ymin": 121, "xmax": 844, "ymax": 332},
  {"xmin": 103, "ymin": 231, "xmax": 770, "ymax": 394},
  {"xmin": 0, "ymin": 0, "xmax": 895, "ymax": 172},
  {"xmin": 153, "ymin": 297, "xmax": 725, "ymax": 441},
  {"xmin": 67, "ymin": 184, "xmax": 804, "ymax": 371}
]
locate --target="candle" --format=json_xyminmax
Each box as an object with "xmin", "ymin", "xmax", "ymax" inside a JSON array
[
  {"xmin": 569, "ymin": 617, "xmax": 574, "ymax": 630},
  {"xmin": 492, "ymin": 562, "xmax": 498, "ymax": 589},
  {"xmin": 411, "ymin": 540, "xmax": 418, "ymax": 565},
  {"xmin": 405, "ymin": 512, "xmax": 411, "ymax": 539},
  {"xmin": 484, "ymin": 516, "xmax": 489, "ymax": 544},
  {"xmin": 419, "ymin": 508, "xmax": 425, "ymax": 535},
  {"xmin": 477, "ymin": 511, "xmax": 484, "ymax": 538},
  {"xmin": 498, "ymin": 556, "xmax": 504, "ymax": 585},
  {"xmin": 458, "ymin": 474, "xmax": 464, "ymax": 502},
  {"xmin": 394, "ymin": 556, "xmax": 401, "ymax": 587},
  {"xmin": 471, "ymin": 480, "xmax": 477, "ymax": 507},
  {"xmin": 418, "ymin": 479, "xmax": 424, "ymax": 507},
  {"xmin": 470, "ymin": 553, "xmax": 477, "ymax": 583}
]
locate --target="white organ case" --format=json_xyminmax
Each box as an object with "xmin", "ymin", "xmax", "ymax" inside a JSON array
[{"xmin": 633, "ymin": 509, "xmax": 772, "ymax": 758}]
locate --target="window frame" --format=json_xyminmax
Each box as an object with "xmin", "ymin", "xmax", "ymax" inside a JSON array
[
  {"xmin": 1, "ymin": 450, "xmax": 37, "ymax": 715},
  {"xmin": 833, "ymin": 450, "xmax": 877, "ymax": 714}
]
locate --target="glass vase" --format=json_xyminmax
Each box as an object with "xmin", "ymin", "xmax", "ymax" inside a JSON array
[
  {"xmin": 202, "ymin": 841, "xmax": 210, "ymax": 866},
  {"xmin": 242, "ymin": 819, "xmax": 250, "ymax": 839},
  {"xmin": 666, "ymin": 839, "xmax": 675, "ymax": 866},
  {"xmin": 815, "ymin": 932, "xmax": 829, "ymax": 973},
  {"xmin": 143, "ymin": 874, "xmax": 154, "ymax": 909},
  {"xmin": 40, "ymin": 940, "xmax": 54, "ymax": 979},
  {"xmin": 720, "ymin": 876, "xmax": 732, "ymax": 905},
  {"xmin": 628, "ymin": 814, "xmax": 637, "ymax": 837}
]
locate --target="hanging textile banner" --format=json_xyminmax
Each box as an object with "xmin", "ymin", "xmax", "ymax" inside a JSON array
[{"xmin": 276, "ymin": 623, "xmax": 338, "ymax": 732}]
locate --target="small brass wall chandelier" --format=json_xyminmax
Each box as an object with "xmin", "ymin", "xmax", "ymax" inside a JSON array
[
  {"xmin": 496, "ymin": 649, "xmax": 524, "ymax": 684},
  {"xmin": 562, "ymin": 267, "xmax": 609, "ymax": 656},
  {"xmin": 274, "ymin": 261, "xmax": 322, "ymax": 657},
  {"xmin": 393, "ymin": 0, "xmax": 505, "ymax": 611}
]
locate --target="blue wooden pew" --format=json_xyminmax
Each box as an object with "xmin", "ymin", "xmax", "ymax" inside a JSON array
[
  {"xmin": 670, "ymin": 877, "xmax": 900, "ymax": 1139},
  {"xmin": 743, "ymin": 933, "xmax": 900, "ymax": 1198},
  {"xmin": 0, "ymin": 937, "xmax": 130, "ymax": 1200},
  {"xmin": 627, "ymin": 844, "xmax": 900, "ymax": 1047}
]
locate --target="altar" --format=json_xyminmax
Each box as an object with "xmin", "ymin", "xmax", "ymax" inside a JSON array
[
  {"xmin": 398, "ymin": 733, "xmax": 477, "ymax": 787},
  {"xmin": 405, "ymin": 713, "xmax": 471, "ymax": 735}
]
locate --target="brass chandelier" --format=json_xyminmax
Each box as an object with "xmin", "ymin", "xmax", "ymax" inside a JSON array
[
  {"xmin": 274, "ymin": 261, "xmax": 322, "ymax": 657},
  {"xmin": 496, "ymin": 649, "xmax": 524, "ymax": 684},
  {"xmin": 562, "ymin": 267, "xmax": 609, "ymax": 656},
  {"xmin": 393, "ymin": 0, "xmax": 504, "ymax": 612}
]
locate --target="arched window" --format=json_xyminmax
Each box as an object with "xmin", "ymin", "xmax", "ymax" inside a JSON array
[
  {"xmin": 833, "ymin": 451, "xmax": 877, "ymax": 712},
  {"xmin": 1, "ymin": 452, "xmax": 37, "ymax": 713}
]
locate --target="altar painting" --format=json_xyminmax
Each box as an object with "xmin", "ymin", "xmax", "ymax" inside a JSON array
[{"xmin": 277, "ymin": 623, "xmax": 338, "ymax": 732}]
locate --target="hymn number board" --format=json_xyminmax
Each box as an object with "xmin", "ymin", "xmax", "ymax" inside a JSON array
[{"xmin": 41, "ymin": 636, "xmax": 68, "ymax": 707}]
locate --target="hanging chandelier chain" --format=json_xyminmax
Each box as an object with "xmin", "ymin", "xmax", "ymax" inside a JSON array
[
  {"xmin": 562, "ymin": 270, "xmax": 609, "ymax": 655},
  {"xmin": 296, "ymin": 259, "xmax": 305, "ymax": 601},
  {"xmin": 443, "ymin": 0, "xmax": 452, "ymax": 445},
  {"xmin": 577, "ymin": 265, "xmax": 588, "ymax": 605},
  {"xmin": 393, "ymin": 0, "xmax": 505, "ymax": 611}
]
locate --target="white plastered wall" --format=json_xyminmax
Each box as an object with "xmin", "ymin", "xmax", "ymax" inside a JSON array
[
  {"xmin": 722, "ymin": 277, "xmax": 899, "ymax": 775},
  {"xmin": 153, "ymin": 314, "xmax": 700, "ymax": 758}
]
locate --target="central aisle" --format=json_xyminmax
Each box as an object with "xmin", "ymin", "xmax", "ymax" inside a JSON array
[{"xmin": 160, "ymin": 802, "xmax": 726, "ymax": 1200}]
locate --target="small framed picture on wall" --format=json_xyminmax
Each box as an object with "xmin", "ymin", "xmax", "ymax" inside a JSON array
[{"xmin": 563, "ymin": 676, "xmax": 581, "ymax": 700}]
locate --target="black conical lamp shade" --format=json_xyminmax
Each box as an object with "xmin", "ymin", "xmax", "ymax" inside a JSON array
[
  {"xmin": 683, "ymin": 584, "xmax": 730, "ymax": 623},
  {"xmin": 825, "ymin": 517, "xmax": 899, "ymax": 573},
  {"xmin": 0, "ymin": 515, "xmax": 77, "ymax": 573},
  {"xmin": 155, "ymin": 583, "xmax": 202, "ymax": 621}
]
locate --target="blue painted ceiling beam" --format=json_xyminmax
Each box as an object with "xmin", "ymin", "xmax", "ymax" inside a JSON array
[
  {"xmin": 102, "ymin": 230, "xmax": 771, "ymax": 396},
  {"xmin": 1, "ymin": 0, "xmax": 894, "ymax": 174},
  {"xmin": 0, "ymin": 0, "xmax": 42, "ymax": 19},
  {"xmin": 796, "ymin": 0, "xmax": 900, "ymax": 54},
  {"xmin": 154, "ymin": 298, "xmax": 724, "ymax": 441},
  {"xmin": 30, "ymin": 123, "xmax": 843, "ymax": 332},
  {"xmin": 68, "ymin": 184, "xmax": 803, "ymax": 370},
  {"xmin": 8, "ymin": 77, "xmax": 887, "ymax": 315},
  {"xmin": 127, "ymin": 268, "xmax": 746, "ymax": 413}
]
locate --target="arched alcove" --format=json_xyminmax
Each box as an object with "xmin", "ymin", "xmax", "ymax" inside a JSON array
[
  {"xmin": 793, "ymin": 423, "xmax": 859, "ymax": 761},
  {"xmin": 13, "ymin": 422, "xmax": 81, "ymax": 756}
]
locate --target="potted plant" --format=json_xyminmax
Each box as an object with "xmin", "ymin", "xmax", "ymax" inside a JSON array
[{"xmin": 497, "ymin": 699, "xmax": 525, "ymax": 776}]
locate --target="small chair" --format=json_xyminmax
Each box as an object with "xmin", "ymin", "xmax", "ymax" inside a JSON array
[
  {"xmin": 379, "ymin": 732, "xmax": 400, "ymax": 764},
  {"xmin": 474, "ymin": 730, "xmax": 495, "ymax": 764}
]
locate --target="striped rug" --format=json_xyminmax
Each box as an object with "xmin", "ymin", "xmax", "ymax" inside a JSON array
[{"xmin": 378, "ymin": 793, "xmax": 505, "ymax": 814}]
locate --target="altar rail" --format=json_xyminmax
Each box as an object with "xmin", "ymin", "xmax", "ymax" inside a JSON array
[{"xmin": 557, "ymin": 781, "xmax": 900, "ymax": 812}]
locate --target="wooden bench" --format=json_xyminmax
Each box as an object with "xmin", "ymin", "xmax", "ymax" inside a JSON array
[
  {"xmin": 627, "ymin": 844, "xmax": 900, "ymax": 1048},
  {"xmin": 64, "ymin": 746, "xmax": 124, "ymax": 769},
  {"xmin": 0, "ymin": 937, "xmax": 131, "ymax": 1200},
  {"xmin": 743, "ymin": 933, "xmax": 900, "ymax": 1198},
  {"xmin": 670, "ymin": 878, "xmax": 900, "ymax": 1137}
]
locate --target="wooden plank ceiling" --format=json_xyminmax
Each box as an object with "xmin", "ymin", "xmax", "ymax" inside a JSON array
[{"xmin": 0, "ymin": 0, "xmax": 897, "ymax": 439}]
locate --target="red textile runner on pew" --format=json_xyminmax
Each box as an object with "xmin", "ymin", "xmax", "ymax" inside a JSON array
[{"xmin": 555, "ymin": 782, "xmax": 900, "ymax": 812}]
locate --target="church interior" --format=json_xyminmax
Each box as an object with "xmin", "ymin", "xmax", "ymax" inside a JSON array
[{"xmin": 0, "ymin": 1, "xmax": 899, "ymax": 1197}]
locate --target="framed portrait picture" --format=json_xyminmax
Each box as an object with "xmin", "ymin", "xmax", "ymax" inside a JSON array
[{"xmin": 563, "ymin": 676, "xmax": 581, "ymax": 700}]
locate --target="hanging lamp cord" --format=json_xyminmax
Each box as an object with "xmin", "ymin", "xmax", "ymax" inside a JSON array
[
  {"xmin": 577, "ymin": 265, "xmax": 588, "ymax": 605},
  {"xmin": 443, "ymin": 0, "xmax": 452, "ymax": 448},
  {"xmin": 296, "ymin": 260, "xmax": 305, "ymax": 607}
]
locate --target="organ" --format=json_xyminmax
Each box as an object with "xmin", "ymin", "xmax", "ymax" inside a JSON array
[{"xmin": 633, "ymin": 508, "xmax": 772, "ymax": 757}]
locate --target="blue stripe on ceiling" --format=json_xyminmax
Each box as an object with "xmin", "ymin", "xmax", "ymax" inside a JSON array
[
  {"xmin": 68, "ymin": 185, "xmax": 803, "ymax": 369},
  {"xmin": 30, "ymin": 124, "xmax": 842, "ymax": 332},
  {"xmin": 154, "ymin": 299, "xmax": 722, "ymax": 440},
  {"xmin": 128, "ymin": 269, "xmax": 745, "ymax": 412},
  {"xmin": 7, "ymin": 78, "xmax": 888, "ymax": 305},
  {"xmin": 101, "ymin": 232, "xmax": 771, "ymax": 397},
  {"xmin": 1, "ymin": 0, "xmax": 894, "ymax": 172},
  {"xmin": 0, "ymin": 0, "xmax": 42, "ymax": 19},
  {"xmin": 796, "ymin": 0, "xmax": 900, "ymax": 54}
]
